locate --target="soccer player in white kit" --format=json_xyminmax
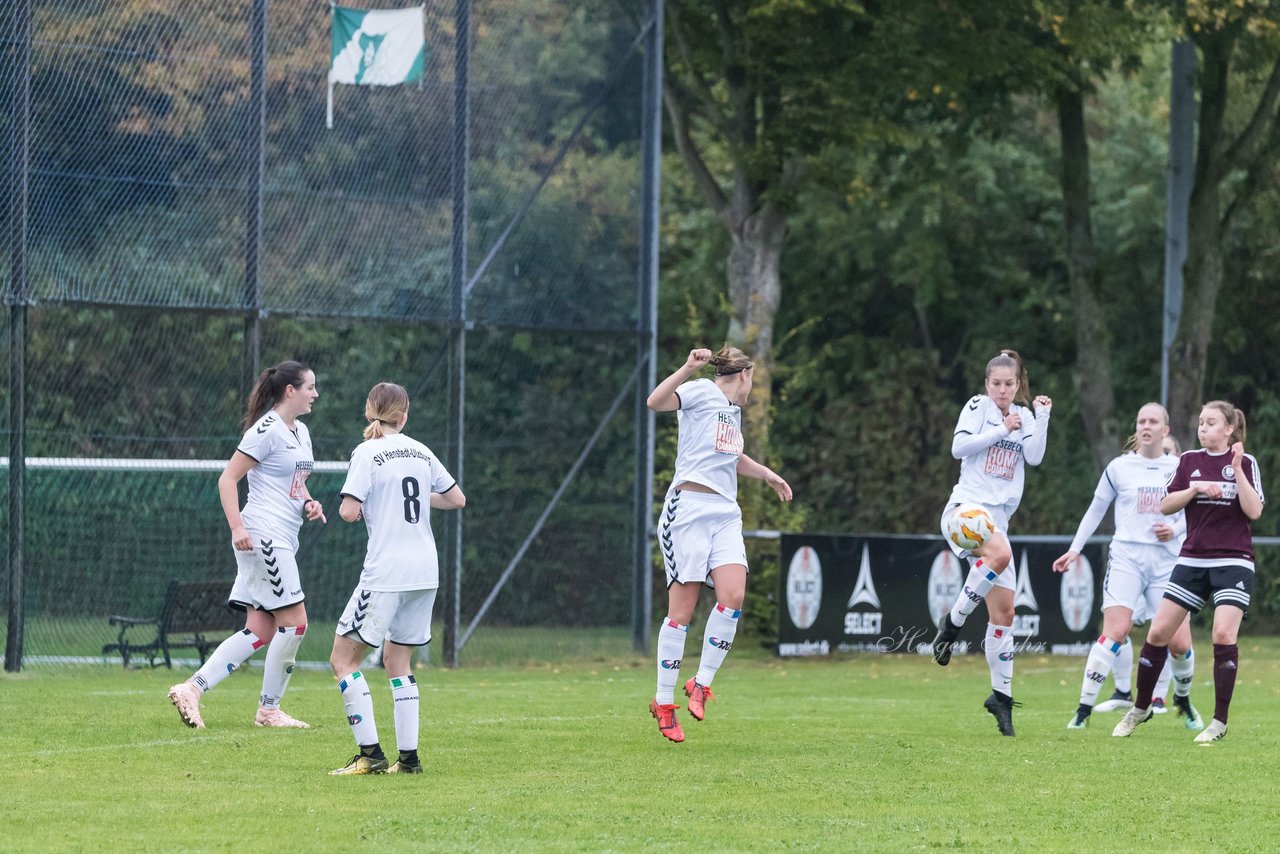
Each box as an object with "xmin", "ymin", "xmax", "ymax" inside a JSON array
[
  {"xmin": 168, "ymin": 360, "xmax": 325, "ymax": 730},
  {"xmin": 930, "ymin": 350, "xmax": 1051, "ymax": 736},
  {"xmin": 1052, "ymin": 403, "xmax": 1202, "ymax": 731},
  {"xmin": 646, "ymin": 346, "xmax": 792, "ymax": 743},
  {"xmin": 328, "ymin": 383, "xmax": 465, "ymax": 775}
]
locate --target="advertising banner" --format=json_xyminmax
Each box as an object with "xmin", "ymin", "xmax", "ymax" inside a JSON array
[{"xmin": 778, "ymin": 534, "xmax": 1104, "ymax": 658}]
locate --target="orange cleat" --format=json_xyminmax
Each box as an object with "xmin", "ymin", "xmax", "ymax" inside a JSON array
[
  {"xmin": 649, "ymin": 700, "xmax": 685, "ymax": 743},
  {"xmin": 683, "ymin": 678, "xmax": 715, "ymax": 722}
]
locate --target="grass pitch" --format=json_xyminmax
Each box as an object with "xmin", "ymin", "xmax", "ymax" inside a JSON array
[{"xmin": 4, "ymin": 639, "xmax": 1278, "ymax": 852}]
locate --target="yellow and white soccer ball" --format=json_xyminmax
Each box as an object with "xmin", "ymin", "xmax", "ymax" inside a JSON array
[{"xmin": 945, "ymin": 503, "xmax": 996, "ymax": 551}]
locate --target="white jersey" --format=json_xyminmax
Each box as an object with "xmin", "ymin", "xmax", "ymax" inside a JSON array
[
  {"xmin": 340, "ymin": 432, "xmax": 456, "ymax": 591},
  {"xmin": 946, "ymin": 394, "xmax": 1049, "ymax": 518},
  {"xmin": 1068, "ymin": 452, "xmax": 1183, "ymax": 556},
  {"xmin": 237, "ymin": 410, "xmax": 314, "ymax": 550},
  {"xmin": 670, "ymin": 379, "xmax": 743, "ymax": 501}
]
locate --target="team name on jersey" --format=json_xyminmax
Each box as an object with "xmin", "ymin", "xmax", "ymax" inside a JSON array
[
  {"xmin": 983, "ymin": 439, "xmax": 1022, "ymax": 480},
  {"xmin": 714, "ymin": 412, "xmax": 744, "ymax": 456},
  {"xmin": 373, "ymin": 447, "xmax": 432, "ymax": 466}
]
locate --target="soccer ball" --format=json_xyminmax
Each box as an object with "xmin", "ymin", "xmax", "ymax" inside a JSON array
[{"xmin": 945, "ymin": 503, "xmax": 995, "ymax": 551}]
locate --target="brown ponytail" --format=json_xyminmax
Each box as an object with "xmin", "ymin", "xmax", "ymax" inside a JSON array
[
  {"xmin": 986, "ymin": 349, "xmax": 1030, "ymax": 407},
  {"xmin": 241, "ymin": 360, "xmax": 310, "ymax": 431}
]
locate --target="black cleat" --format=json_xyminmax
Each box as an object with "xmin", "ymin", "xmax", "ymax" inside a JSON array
[
  {"xmin": 984, "ymin": 691, "xmax": 1019, "ymax": 736},
  {"xmin": 932, "ymin": 614, "xmax": 962, "ymax": 666}
]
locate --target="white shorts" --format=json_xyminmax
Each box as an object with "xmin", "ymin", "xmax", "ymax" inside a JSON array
[
  {"xmin": 336, "ymin": 587, "xmax": 437, "ymax": 647},
  {"xmin": 660, "ymin": 488, "xmax": 747, "ymax": 588},
  {"xmin": 228, "ymin": 534, "xmax": 305, "ymax": 612},
  {"xmin": 1102, "ymin": 540, "xmax": 1173, "ymax": 619},
  {"xmin": 938, "ymin": 502, "xmax": 1015, "ymax": 591}
]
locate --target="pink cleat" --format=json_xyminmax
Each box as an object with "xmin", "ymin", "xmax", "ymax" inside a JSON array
[
  {"xmin": 168, "ymin": 682, "xmax": 205, "ymax": 729},
  {"xmin": 649, "ymin": 700, "xmax": 685, "ymax": 743},
  {"xmin": 683, "ymin": 678, "xmax": 715, "ymax": 722},
  {"xmin": 254, "ymin": 706, "xmax": 310, "ymax": 729}
]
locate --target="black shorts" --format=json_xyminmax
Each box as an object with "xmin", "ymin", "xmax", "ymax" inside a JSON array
[{"xmin": 1163, "ymin": 563, "xmax": 1253, "ymax": 614}]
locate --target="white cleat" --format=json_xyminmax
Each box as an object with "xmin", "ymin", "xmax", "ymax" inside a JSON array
[
  {"xmin": 1111, "ymin": 706, "xmax": 1153, "ymax": 737},
  {"xmin": 1194, "ymin": 719, "xmax": 1227, "ymax": 744},
  {"xmin": 254, "ymin": 706, "xmax": 310, "ymax": 729},
  {"xmin": 1094, "ymin": 690, "xmax": 1134, "ymax": 714},
  {"xmin": 168, "ymin": 682, "xmax": 205, "ymax": 729}
]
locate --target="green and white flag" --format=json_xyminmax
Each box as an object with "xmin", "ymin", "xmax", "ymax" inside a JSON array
[{"xmin": 327, "ymin": 4, "xmax": 426, "ymax": 128}]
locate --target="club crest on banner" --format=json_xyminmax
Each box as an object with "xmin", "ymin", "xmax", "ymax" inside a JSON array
[
  {"xmin": 1059, "ymin": 553, "xmax": 1095, "ymax": 632},
  {"xmin": 785, "ymin": 546, "xmax": 823, "ymax": 630},
  {"xmin": 927, "ymin": 550, "xmax": 964, "ymax": 625}
]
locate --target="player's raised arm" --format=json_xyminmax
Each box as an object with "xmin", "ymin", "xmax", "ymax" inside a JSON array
[{"xmin": 647, "ymin": 348, "xmax": 712, "ymax": 411}]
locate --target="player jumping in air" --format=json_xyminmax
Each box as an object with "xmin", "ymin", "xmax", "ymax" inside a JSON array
[
  {"xmin": 931, "ymin": 350, "xmax": 1051, "ymax": 736},
  {"xmin": 646, "ymin": 346, "xmax": 791, "ymax": 743}
]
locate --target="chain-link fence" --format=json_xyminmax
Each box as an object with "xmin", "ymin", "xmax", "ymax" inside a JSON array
[{"xmin": 2, "ymin": 0, "xmax": 660, "ymax": 670}]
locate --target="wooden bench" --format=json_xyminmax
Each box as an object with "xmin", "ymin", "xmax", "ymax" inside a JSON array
[{"xmin": 103, "ymin": 580, "xmax": 240, "ymax": 669}]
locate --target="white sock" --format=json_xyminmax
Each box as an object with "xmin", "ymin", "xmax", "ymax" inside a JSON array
[
  {"xmin": 655, "ymin": 619, "xmax": 688, "ymax": 704},
  {"xmin": 695, "ymin": 603, "xmax": 741, "ymax": 687},
  {"xmin": 338, "ymin": 670, "xmax": 379, "ymax": 747},
  {"xmin": 985, "ymin": 623, "xmax": 1014, "ymax": 696},
  {"xmin": 259, "ymin": 624, "xmax": 306, "ymax": 709},
  {"xmin": 191, "ymin": 629, "xmax": 264, "ymax": 694},
  {"xmin": 1113, "ymin": 637, "xmax": 1134, "ymax": 693},
  {"xmin": 390, "ymin": 675, "xmax": 419, "ymax": 753},
  {"xmin": 950, "ymin": 560, "xmax": 998, "ymax": 626},
  {"xmin": 1171, "ymin": 647, "xmax": 1195, "ymax": 698},
  {"xmin": 1154, "ymin": 657, "xmax": 1174, "ymax": 702},
  {"xmin": 1079, "ymin": 635, "xmax": 1122, "ymax": 707}
]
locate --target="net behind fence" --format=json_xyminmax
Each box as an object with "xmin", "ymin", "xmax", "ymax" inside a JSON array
[{"xmin": 2, "ymin": 0, "xmax": 654, "ymax": 669}]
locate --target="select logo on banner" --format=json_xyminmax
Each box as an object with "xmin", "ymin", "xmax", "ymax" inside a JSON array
[
  {"xmin": 1012, "ymin": 550, "xmax": 1040, "ymax": 638},
  {"xmin": 844, "ymin": 545, "xmax": 882, "ymax": 636},
  {"xmin": 786, "ymin": 546, "xmax": 823, "ymax": 630},
  {"xmin": 1059, "ymin": 554, "xmax": 1095, "ymax": 632}
]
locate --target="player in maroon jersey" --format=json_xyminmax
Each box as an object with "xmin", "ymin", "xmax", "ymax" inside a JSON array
[{"xmin": 1112, "ymin": 400, "xmax": 1263, "ymax": 743}]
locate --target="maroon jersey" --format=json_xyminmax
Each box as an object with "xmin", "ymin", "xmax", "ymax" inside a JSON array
[{"xmin": 1166, "ymin": 448, "xmax": 1265, "ymax": 567}]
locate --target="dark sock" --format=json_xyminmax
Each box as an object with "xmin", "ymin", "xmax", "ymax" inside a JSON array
[
  {"xmin": 1213, "ymin": 643, "xmax": 1239, "ymax": 725},
  {"xmin": 360, "ymin": 743, "xmax": 386, "ymax": 761},
  {"xmin": 1134, "ymin": 643, "xmax": 1169, "ymax": 709},
  {"xmin": 398, "ymin": 749, "xmax": 419, "ymax": 765},
  {"xmin": 1075, "ymin": 703, "xmax": 1092, "ymax": 718}
]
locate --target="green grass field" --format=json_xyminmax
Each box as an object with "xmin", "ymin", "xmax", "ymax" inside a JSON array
[{"xmin": 4, "ymin": 639, "xmax": 1278, "ymax": 852}]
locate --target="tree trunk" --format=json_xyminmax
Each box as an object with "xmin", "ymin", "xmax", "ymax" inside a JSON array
[
  {"xmin": 724, "ymin": 201, "xmax": 787, "ymax": 461},
  {"xmin": 1056, "ymin": 83, "xmax": 1119, "ymax": 472}
]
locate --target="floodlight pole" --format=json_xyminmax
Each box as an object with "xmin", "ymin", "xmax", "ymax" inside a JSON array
[
  {"xmin": 441, "ymin": 0, "xmax": 471, "ymax": 668},
  {"xmin": 6, "ymin": 0, "xmax": 33, "ymax": 673},
  {"xmin": 632, "ymin": 0, "xmax": 663, "ymax": 654},
  {"xmin": 243, "ymin": 0, "xmax": 267, "ymax": 387},
  {"xmin": 1161, "ymin": 8, "xmax": 1194, "ymax": 410}
]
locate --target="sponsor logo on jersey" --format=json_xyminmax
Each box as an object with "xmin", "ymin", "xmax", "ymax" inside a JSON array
[
  {"xmin": 983, "ymin": 439, "xmax": 1022, "ymax": 480},
  {"xmin": 785, "ymin": 546, "xmax": 823, "ymax": 631},
  {"xmin": 844, "ymin": 544, "xmax": 883, "ymax": 636}
]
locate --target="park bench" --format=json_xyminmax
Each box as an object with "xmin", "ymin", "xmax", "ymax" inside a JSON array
[{"xmin": 102, "ymin": 580, "xmax": 239, "ymax": 669}]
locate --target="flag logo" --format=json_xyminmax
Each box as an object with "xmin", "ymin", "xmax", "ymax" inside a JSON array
[{"xmin": 328, "ymin": 5, "xmax": 427, "ymax": 127}]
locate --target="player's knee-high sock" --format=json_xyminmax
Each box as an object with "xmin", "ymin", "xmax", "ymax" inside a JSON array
[
  {"xmin": 1113, "ymin": 636, "xmax": 1134, "ymax": 693},
  {"xmin": 1212, "ymin": 643, "xmax": 1239, "ymax": 725},
  {"xmin": 695, "ymin": 603, "xmax": 741, "ymax": 688},
  {"xmin": 655, "ymin": 619, "xmax": 688, "ymax": 704},
  {"xmin": 259, "ymin": 624, "xmax": 306, "ymax": 709},
  {"xmin": 950, "ymin": 560, "xmax": 997, "ymax": 627},
  {"xmin": 985, "ymin": 623, "xmax": 1014, "ymax": 697},
  {"xmin": 1154, "ymin": 656, "xmax": 1174, "ymax": 701},
  {"xmin": 390, "ymin": 675, "xmax": 419, "ymax": 754},
  {"xmin": 1079, "ymin": 636, "xmax": 1122, "ymax": 707},
  {"xmin": 190, "ymin": 629, "xmax": 265, "ymax": 694},
  {"xmin": 1171, "ymin": 647, "xmax": 1195, "ymax": 698},
  {"xmin": 1134, "ymin": 642, "xmax": 1169, "ymax": 709},
  {"xmin": 338, "ymin": 670, "xmax": 380, "ymax": 748}
]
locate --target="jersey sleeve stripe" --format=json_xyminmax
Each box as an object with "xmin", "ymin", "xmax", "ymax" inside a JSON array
[{"xmin": 433, "ymin": 481, "xmax": 459, "ymax": 495}]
